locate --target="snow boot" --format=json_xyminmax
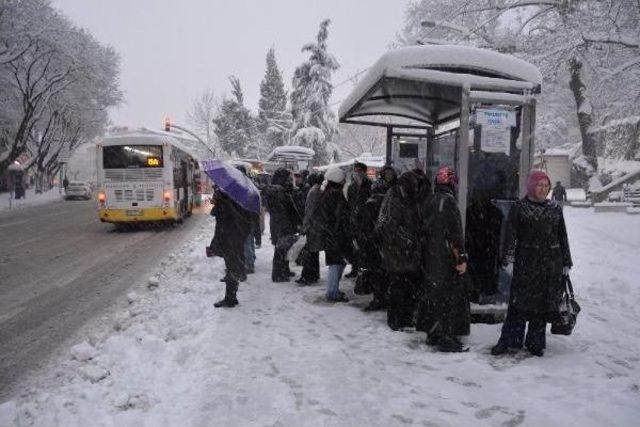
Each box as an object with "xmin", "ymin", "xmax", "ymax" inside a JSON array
[
  {"xmin": 490, "ymin": 341, "xmax": 509, "ymax": 356},
  {"xmin": 363, "ymin": 298, "xmax": 386, "ymax": 312},
  {"xmin": 437, "ymin": 336, "xmax": 469, "ymax": 353},
  {"xmin": 214, "ymin": 297, "xmax": 238, "ymax": 308},
  {"xmin": 527, "ymin": 346, "xmax": 544, "ymax": 357}
]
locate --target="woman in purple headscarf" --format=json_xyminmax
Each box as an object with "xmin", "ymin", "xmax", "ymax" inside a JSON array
[{"xmin": 491, "ymin": 170, "xmax": 573, "ymax": 357}]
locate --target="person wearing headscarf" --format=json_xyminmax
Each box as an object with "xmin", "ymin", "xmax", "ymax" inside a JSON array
[
  {"xmin": 417, "ymin": 166, "xmax": 471, "ymax": 352},
  {"xmin": 491, "ymin": 169, "xmax": 572, "ymax": 357}
]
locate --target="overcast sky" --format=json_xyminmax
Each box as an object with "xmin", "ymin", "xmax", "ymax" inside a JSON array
[{"xmin": 51, "ymin": 0, "xmax": 410, "ymax": 131}]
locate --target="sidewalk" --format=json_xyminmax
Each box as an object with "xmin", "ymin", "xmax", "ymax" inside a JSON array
[
  {"xmin": 1, "ymin": 208, "xmax": 639, "ymax": 426},
  {"xmin": 0, "ymin": 188, "xmax": 65, "ymax": 213}
]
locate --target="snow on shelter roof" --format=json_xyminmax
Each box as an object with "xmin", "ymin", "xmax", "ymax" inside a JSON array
[
  {"xmin": 267, "ymin": 146, "xmax": 315, "ymax": 161},
  {"xmin": 339, "ymin": 45, "xmax": 542, "ymax": 128}
]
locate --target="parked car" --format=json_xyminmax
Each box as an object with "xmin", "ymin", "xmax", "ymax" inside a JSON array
[{"xmin": 65, "ymin": 181, "xmax": 92, "ymax": 200}]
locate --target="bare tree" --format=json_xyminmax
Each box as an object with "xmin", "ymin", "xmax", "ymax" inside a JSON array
[{"xmin": 187, "ymin": 88, "xmax": 219, "ymax": 156}]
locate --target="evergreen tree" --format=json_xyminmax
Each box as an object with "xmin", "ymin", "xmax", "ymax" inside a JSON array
[
  {"xmin": 289, "ymin": 19, "xmax": 340, "ymax": 165},
  {"xmin": 213, "ymin": 76, "xmax": 257, "ymax": 158},
  {"xmin": 258, "ymin": 48, "xmax": 290, "ymax": 155}
]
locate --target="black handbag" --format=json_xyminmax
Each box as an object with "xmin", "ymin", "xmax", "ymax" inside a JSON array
[{"xmin": 551, "ymin": 276, "xmax": 581, "ymax": 335}]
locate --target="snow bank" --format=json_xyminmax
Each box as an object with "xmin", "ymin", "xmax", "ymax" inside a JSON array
[
  {"xmin": 3, "ymin": 209, "xmax": 640, "ymax": 426},
  {"xmin": 0, "ymin": 189, "xmax": 64, "ymax": 213}
]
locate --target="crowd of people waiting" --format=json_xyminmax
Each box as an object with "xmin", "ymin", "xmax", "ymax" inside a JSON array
[{"xmin": 208, "ymin": 162, "xmax": 573, "ymax": 356}]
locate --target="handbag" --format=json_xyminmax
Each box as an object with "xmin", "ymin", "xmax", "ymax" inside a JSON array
[
  {"xmin": 286, "ymin": 235, "xmax": 307, "ymax": 261},
  {"xmin": 353, "ymin": 269, "xmax": 373, "ymax": 295},
  {"xmin": 551, "ymin": 276, "xmax": 581, "ymax": 335}
]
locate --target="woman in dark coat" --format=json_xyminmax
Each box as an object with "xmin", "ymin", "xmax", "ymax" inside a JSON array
[
  {"xmin": 297, "ymin": 172, "xmax": 324, "ymax": 285},
  {"xmin": 209, "ymin": 189, "xmax": 252, "ymax": 308},
  {"xmin": 262, "ymin": 168, "xmax": 299, "ymax": 282},
  {"xmin": 491, "ymin": 169, "xmax": 572, "ymax": 357},
  {"xmin": 417, "ymin": 166, "xmax": 471, "ymax": 352},
  {"xmin": 377, "ymin": 171, "xmax": 422, "ymax": 330},
  {"xmin": 307, "ymin": 167, "xmax": 351, "ymax": 302}
]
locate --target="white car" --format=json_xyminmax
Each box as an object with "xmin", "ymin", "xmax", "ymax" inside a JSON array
[{"xmin": 65, "ymin": 181, "xmax": 92, "ymax": 200}]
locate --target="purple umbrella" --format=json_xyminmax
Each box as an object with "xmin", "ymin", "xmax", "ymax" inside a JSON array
[{"xmin": 202, "ymin": 159, "xmax": 261, "ymax": 213}]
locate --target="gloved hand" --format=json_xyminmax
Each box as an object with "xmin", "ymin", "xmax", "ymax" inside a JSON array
[
  {"xmin": 502, "ymin": 262, "xmax": 514, "ymax": 276},
  {"xmin": 562, "ymin": 266, "xmax": 571, "ymax": 276}
]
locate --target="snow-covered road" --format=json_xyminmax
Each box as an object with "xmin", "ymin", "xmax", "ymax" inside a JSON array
[{"xmin": 1, "ymin": 207, "xmax": 639, "ymax": 427}]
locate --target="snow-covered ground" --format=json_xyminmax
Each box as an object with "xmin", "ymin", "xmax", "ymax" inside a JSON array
[
  {"xmin": 1, "ymin": 207, "xmax": 639, "ymax": 427},
  {"xmin": 0, "ymin": 189, "xmax": 65, "ymax": 213}
]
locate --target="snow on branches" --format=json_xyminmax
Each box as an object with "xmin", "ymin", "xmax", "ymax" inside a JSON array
[{"xmin": 0, "ymin": 0, "xmax": 122, "ymax": 188}]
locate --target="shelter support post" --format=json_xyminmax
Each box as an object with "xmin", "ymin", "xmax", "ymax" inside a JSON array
[
  {"xmin": 457, "ymin": 84, "xmax": 470, "ymax": 232},
  {"xmin": 385, "ymin": 126, "xmax": 393, "ymax": 166},
  {"xmin": 519, "ymin": 98, "xmax": 536, "ymax": 195},
  {"xmin": 426, "ymin": 126, "xmax": 435, "ymax": 178}
]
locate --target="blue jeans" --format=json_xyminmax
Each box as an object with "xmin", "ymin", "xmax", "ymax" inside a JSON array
[
  {"xmin": 244, "ymin": 234, "xmax": 255, "ymax": 271},
  {"xmin": 326, "ymin": 264, "xmax": 345, "ymax": 299}
]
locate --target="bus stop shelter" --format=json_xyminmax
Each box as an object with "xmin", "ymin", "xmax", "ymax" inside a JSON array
[{"xmin": 338, "ymin": 45, "xmax": 542, "ymax": 225}]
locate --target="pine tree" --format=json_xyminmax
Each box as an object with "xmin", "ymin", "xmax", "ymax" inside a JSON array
[
  {"xmin": 289, "ymin": 19, "xmax": 340, "ymax": 165},
  {"xmin": 258, "ymin": 48, "xmax": 290, "ymax": 155},
  {"xmin": 213, "ymin": 76, "xmax": 257, "ymax": 158}
]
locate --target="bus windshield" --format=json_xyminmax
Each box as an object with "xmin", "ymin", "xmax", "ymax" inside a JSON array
[{"xmin": 103, "ymin": 145, "xmax": 163, "ymax": 169}]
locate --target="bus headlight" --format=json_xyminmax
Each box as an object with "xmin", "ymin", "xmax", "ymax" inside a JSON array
[{"xmin": 98, "ymin": 191, "xmax": 106, "ymax": 206}]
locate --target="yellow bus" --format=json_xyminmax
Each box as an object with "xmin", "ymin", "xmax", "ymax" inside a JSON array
[{"xmin": 96, "ymin": 130, "xmax": 198, "ymax": 225}]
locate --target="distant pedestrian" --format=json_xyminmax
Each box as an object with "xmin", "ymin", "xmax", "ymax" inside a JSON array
[
  {"xmin": 491, "ymin": 170, "xmax": 573, "ymax": 357},
  {"xmin": 209, "ymin": 190, "xmax": 252, "ymax": 308},
  {"xmin": 63, "ymin": 176, "xmax": 69, "ymax": 191},
  {"xmin": 551, "ymin": 181, "xmax": 567, "ymax": 207},
  {"xmin": 417, "ymin": 166, "xmax": 471, "ymax": 352}
]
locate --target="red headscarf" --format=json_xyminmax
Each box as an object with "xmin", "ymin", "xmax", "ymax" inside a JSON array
[{"xmin": 526, "ymin": 169, "xmax": 551, "ymax": 199}]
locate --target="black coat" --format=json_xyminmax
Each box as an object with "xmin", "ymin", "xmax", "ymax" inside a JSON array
[
  {"xmin": 359, "ymin": 193, "xmax": 385, "ymax": 270},
  {"xmin": 210, "ymin": 192, "xmax": 252, "ymax": 275},
  {"xmin": 417, "ymin": 185, "xmax": 470, "ymax": 336},
  {"xmin": 422, "ymin": 186, "xmax": 467, "ymax": 283},
  {"xmin": 504, "ymin": 197, "xmax": 572, "ymax": 320},
  {"xmin": 262, "ymin": 184, "xmax": 299, "ymax": 245},
  {"xmin": 347, "ymin": 178, "xmax": 372, "ymax": 237},
  {"xmin": 306, "ymin": 182, "xmax": 351, "ymax": 261},
  {"xmin": 376, "ymin": 186, "xmax": 422, "ymax": 273}
]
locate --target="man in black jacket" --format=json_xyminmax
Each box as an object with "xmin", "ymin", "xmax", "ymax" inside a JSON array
[
  {"xmin": 345, "ymin": 162, "xmax": 372, "ymax": 278},
  {"xmin": 262, "ymin": 168, "xmax": 299, "ymax": 282}
]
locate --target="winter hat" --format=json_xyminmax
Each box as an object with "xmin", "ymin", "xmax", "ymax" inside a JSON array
[
  {"xmin": 435, "ymin": 166, "xmax": 458, "ymax": 188},
  {"xmin": 271, "ymin": 168, "xmax": 291, "ymax": 186},
  {"xmin": 526, "ymin": 169, "xmax": 551, "ymax": 198},
  {"xmin": 321, "ymin": 167, "xmax": 345, "ymax": 191}
]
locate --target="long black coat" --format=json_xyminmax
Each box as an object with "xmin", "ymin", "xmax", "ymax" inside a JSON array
[
  {"xmin": 359, "ymin": 193, "xmax": 385, "ymax": 270},
  {"xmin": 417, "ymin": 185, "xmax": 470, "ymax": 336},
  {"xmin": 504, "ymin": 197, "xmax": 572, "ymax": 320},
  {"xmin": 347, "ymin": 178, "xmax": 372, "ymax": 237},
  {"xmin": 210, "ymin": 192, "xmax": 252, "ymax": 276},
  {"xmin": 306, "ymin": 182, "xmax": 351, "ymax": 263},
  {"xmin": 376, "ymin": 186, "xmax": 422, "ymax": 273},
  {"xmin": 262, "ymin": 184, "xmax": 299, "ymax": 245}
]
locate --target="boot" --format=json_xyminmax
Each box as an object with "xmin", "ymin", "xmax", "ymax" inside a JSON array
[
  {"xmin": 528, "ymin": 346, "xmax": 544, "ymax": 357},
  {"xmin": 490, "ymin": 341, "xmax": 509, "ymax": 356},
  {"xmin": 214, "ymin": 297, "xmax": 238, "ymax": 308},
  {"xmin": 437, "ymin": 336, "xmax": 469, "ymax": 353},
  {"xmin": 363, "ymin": 298, "xmax": 385, "ymax": 312}
]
